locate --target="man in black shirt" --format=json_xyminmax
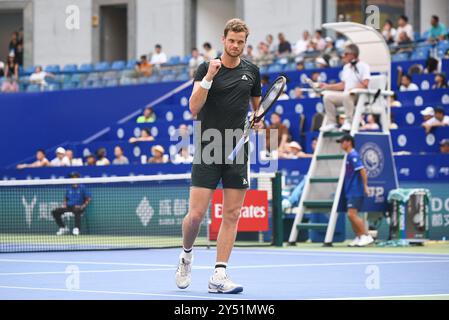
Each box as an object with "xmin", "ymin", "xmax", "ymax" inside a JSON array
[{"xmin": 175, "ymin": 18, "xmax": 262, "ymax": 294}]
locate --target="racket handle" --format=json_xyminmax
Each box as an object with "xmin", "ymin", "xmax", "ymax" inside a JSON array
[{"xmin": 227, "ymin": 136, "xmax": 246, "ymax": 161}]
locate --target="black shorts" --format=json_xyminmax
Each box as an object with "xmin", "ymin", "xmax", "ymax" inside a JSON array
[{"xmin": 191, "ymin": 162, "xmax": 249, "ymax": 190}]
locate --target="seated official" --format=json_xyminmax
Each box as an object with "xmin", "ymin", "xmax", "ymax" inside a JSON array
[
  {"xmin": 52, "ymin": 172, "xmax": 91, "ymax": 236},
  {"xmin": 319, "ymin": 44, "xmax": 370, "ymax": 132}
]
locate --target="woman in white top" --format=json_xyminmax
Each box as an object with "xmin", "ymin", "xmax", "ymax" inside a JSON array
[{"xmin": 382, "ymin": 20, "xmax": 397, "ymax": 44}]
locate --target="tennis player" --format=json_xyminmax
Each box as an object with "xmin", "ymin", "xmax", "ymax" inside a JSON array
[{"xmin": 175, "ymin": 18, "xmax": 262, "ymax": 294}]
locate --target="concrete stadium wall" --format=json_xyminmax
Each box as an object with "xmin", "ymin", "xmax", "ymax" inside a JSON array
[
  {"xmin": 242, "ymin": 0, "xmax": 322, "ymax": 49},
  {"xmin": 136, "ymin": 0, "xmax": 187, "ymax": 58},
  {"xmin": 419, "ymin": 0, "xmax": 449, "ymax": 34},
  {"xmin": 33, "ymin": 0, "xmax": 92, "ymax": 67}
]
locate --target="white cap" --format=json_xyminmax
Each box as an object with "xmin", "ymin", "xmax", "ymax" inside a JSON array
[
  {"xmin": 420, "ymin": 107, "xmax": 435, "ymax": 117},
  {"xmin": 151, "ymin": 145, "xmax": 165, "ymax": 155},
  {"xmin": 56, "ymin": 147, "xmax": 66, "ymax": 154},
  {"xmin": 325, "ymin": 37, "xmax": 333, "ymax": 42},
  {"xmin": 316, "ymin": 57, "xmax": 328, "ymax": 66}
]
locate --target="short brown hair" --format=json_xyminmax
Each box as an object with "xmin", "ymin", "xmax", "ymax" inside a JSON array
[{"xmin": 224, "ymin": 19, "xmax": 250, "ymax": 39}]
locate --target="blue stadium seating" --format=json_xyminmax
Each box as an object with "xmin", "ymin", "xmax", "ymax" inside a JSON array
[
  {"xmin": 126, "ymin": 60, "xmax": 138, "ymax": 69},
  {"xmin": 62, "ymin": 64, "xmax": 78, "ymax": 73},
  {"xmin": 392, "ymin": 52, "xmax": 410, "ymax": 62},
  {"xmin": 79, "ymin": 63, "xmax": 94, "ymax": 73},
  {"xmin": 111, "ymin": 60, "xmax": 126, "ymax": 71},
  {"xmin": 94, "ymin": 62, "xmax": 110, "ymax": 72},
  {"xmin": 44, "ymin": 65, "xmax": 60, "ymax": 73}
]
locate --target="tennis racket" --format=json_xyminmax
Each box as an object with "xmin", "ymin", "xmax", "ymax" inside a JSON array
[{"xmin": 227, "ymin": 75, "xmax": 287, "ymax": 161}]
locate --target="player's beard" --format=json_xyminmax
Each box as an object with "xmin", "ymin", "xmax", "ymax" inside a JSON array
[{"xmin": 225, "ymin": 46, "xmax": 243, "ymax": 58}]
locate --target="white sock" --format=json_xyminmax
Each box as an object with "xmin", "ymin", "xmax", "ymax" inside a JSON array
[
  {"xmin": 214, "ymin": 262, "xmax": 228, "ymax": 279},
  {"xmin": 180, "ymin": 247, "xmax": 193, "ymax": 263}
]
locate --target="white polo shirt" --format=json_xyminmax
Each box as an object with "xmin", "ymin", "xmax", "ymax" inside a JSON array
[
  {"xmin": 341, "ymin": 61, "xmax": 371, "ymax": 92},
  {"xmin": 50, "ymin": 156, "xmax": 70, "ymax": 167},
  {"xmin": 150, "ymin": 52, "xmax": 167, "ymax": 65},
  {"xmin": 424, "ymin": 116, "xmax": 449, "ymax": 126}
]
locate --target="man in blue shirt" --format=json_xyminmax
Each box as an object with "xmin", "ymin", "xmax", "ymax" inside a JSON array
[
  {"xmin": 337, "ymin": 134, "xmax": 373, "ymax": 247},
  {"xmin": 51, "ymin": 172, "xmax": 91, "ymax": 236},
  {"xmin": 428, "ymin": 15, "xmax": 447, "ymax": 43}
]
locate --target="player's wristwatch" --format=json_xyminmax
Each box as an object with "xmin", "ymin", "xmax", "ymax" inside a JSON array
[{"xmin": 200, "ymin": 78, "xmax": 213, "ymax": 90}]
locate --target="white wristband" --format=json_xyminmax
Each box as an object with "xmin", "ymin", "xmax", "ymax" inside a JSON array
[{"xmin": 200, "ymin": 78, "xmax": 213, "ymax": 90}]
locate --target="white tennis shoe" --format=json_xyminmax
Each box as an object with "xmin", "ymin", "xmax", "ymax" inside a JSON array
[
  {"xmin": 208, "ymin": 275, "xmax": 243, "ymax": 294},
  {"xmin": 175, "ymin": 254, "xmax": 192, "ymax": 289},
  {"xmin": 357, "ymin": 234, "xmax": 374, "ymax": 247},
  {"xmin": 347, "ymin": 237, "xmax": 360, "ymax": 247},
  {"xmin": 56, "ymin": 227, "xmax": 69, "ymax": 236}
]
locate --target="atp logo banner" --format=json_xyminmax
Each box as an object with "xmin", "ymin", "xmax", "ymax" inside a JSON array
[
  {"xmin": 355, "ymin": 133, "xmax": 399, "ymax": 212},
  {"xmin": 210, "ymin": 190, "xmax": 269, "ymax": 240}
]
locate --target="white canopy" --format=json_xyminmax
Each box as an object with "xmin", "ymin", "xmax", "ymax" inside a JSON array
[{"xmin": 322, "ymin": 22, "xmax": 391, "ymax": 89}]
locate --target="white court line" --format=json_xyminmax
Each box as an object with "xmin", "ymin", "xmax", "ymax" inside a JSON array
[
  {"xmin": 1, "ymin": 259, "xmax": 449, "ymax": 276},
  {"xmin": 0, "ymin": 259, "xmax": 175, "ymax": 267},
  {"xmin": 0, "ymin": 285, "xmax": 248, "ymax": 300},
  {"xmin": 228, "ymin": 249, "xmax": 449, "ymax": 260},
  {"xmin": 314, "ymin": 293, "xmax": 449, "ymax": 300}
]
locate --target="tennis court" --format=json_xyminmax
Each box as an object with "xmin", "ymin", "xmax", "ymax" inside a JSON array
[{"xmin": 1, "ymin": 243, "xmax": 449, "ymax": 300}]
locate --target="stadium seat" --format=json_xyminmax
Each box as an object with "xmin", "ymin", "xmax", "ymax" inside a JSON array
[
  {"xmin": 79, "ymin": 63, "xmax": 94, "ymax": 73},
  {"xmin": 176, "ymin": 73, "xmax": 190, "ymax": 81},
  {"xmin": 392, "ymin": 52, "xmax": 410, "ymax": 62},
  {"xmin": 161, "ymin": 74, "xmax": 176, "ymax": 82},
  {"xmin": 111, "ymin": 60, "xmax": 126, "ymax": 71},
  {"xmin": 126, "ymin": 60, "xmax": 138, "ymax": 69},
  {"xmin": 411, "ymin": 47, "xmax": 431, "ymax": 60},
  {"xmin": 181, "ymin": 55, "xmax": 191, "ymax": 64},
  {"xmin": 44, "ymin": 65, "xmax": 60, "ymax": 73},
  {"xmin": 167, "ymin": 56, "xmax": 181, "ymax": 65},
  {"xmin": 94, "ymin": 62, "xmax": 110, "ymax": 72},
  {"xmin": 24, "ymin": 65, "xmax": 36, "ymax": 75},
  {"xmin": 62, "ymin": 82, "xmax": 78, "ymax": 90},
  {"xmin": 267, "ymin": 64, "xmax": 283, "ymax": 73},
  {"xmin": 26, "ymin": 84, "xmax": 41, "ymax": 92},
  {"xmin": 62, "ymin": 64, "xmax": 78, "ymax": 73},
  {"xmin": 304, "ymin": 61, "xmax": 316, "ymax": 70}
]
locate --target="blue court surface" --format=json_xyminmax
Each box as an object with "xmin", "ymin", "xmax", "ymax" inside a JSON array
[{"xmin": 1, "ymin": 247, "xmax": 449, "ymax": 300}]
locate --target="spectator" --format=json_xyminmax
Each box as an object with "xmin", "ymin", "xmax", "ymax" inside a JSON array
[
  {"xmin": 135, "ymin": 55, "xmax": 153, "ymax": 77},
  {"xmin": 422, "ymin": 107, "xmax": 449, "ymax": 134},
  {"xmin": 278, "ymin": 85, "xmax": 290, "ymax": 101},
  {"xmin": 243, "ymin": 45, "xmax": 255, "ymax": 61},
  {"xmin": 320, "ymin": 44, "xmax": 370, "ymax": 132},
  {"xmin": 203, "ymin": 42, "xmax": 217, "ymax": 61},
  {"xmin": 0, "ymin": 60, "xmax": 4, "ymax": 77},
  {"xmin": 395, "ymin": 15, "xmax": 414, "ymax": 45},
  {"xmin": 433, "ymin": 73, "xmax": 448, "ymax": 89},
  {"xmin": 66, "ymin": 149, "xmax": 83, "ymax": 166},
  {"xmin": 16, "ymin": 149, "xmax": 50, "ymax": 169},
  {"xmin": 360, "ymin": 114, "xmax": 380, "ymax": 131},
  {"xmin": 137, "ymin": 106, "xmax": 156, "ymax": 123},
  {"xmin": 323, "ymin": 37, "xmax": 337, "ymax": 59},
  {"xmin": 4, "ymin": 53, "xmax": 19, "ymax": 79},
  {"xmin": 51, "ymin": 172, "xmax": 91, "ymax": 236},
  {"xmin": 112, "ymin": 146, "xmax": 129, "ymax": 165},
  {"xmin": 265, "ymin": 112, "xmax": 290, "ymax": 155},
  {"xmin": 150, "ymin": 44, "xmax": 167, "ymax": 65},
  {"xmin": 334, "ymin": 32, "xmax": 347, "ymax": 52},
  {"xmin": 172, "ymin": 147, "xmax": 194, "ymax": 164},
  {"xmin": 265, "ymin": 34, "xmax": 276, "ymax": 53},
  {"xmin": 390, "ymin": 113, "xmax": 399, "ymax": 130},
  {"xmin": 8, "ymin": 31, "xmax": 18, "ymax": 56},
  {"xmin": 85, "ymin": 155, "xmax": 97, "ymax": 166},
  {"xmin": 399, "ymin": 74, "xmax": 419, "ymax": 91},
  {"xmin": 29, "ymin": 66, "xmax": 55, "ymax": 87},
  {"xmin": 313, "ymin": 30, "xmax": 326, "ymax": 51},
  {"xmin": 294, "ymin": 31, "xmax": 310, "ymax": 56},
  {"xmin": 15, "ymin": 42, "xmax": 24, "ymax": 66},
  {"xmin": 189, "ymin": 48, "xmax": 204, "ymax": 78},
  {"xmin": 424, "ymin": 57, "xmax": 439, "ymax": 74},
  {"xmin": 292, "ymin": 86, "xmax": 305, "ymax": 99},
  {"xmin": 95, "ymin": 148, "xmax": 110, "ymax": 166},
  {"xmin": 129, "ymin": 128, "xmax": 155, "ymax": 143},
  {"xmin": 428, "ymin": 15, "xmax": 447, "ymax": 43},
  {"xmin": 389, "ymin": 93, "xmax": 403, "ymax": 107},
  {"xmin": 148, "ymin": 145, "xmax": 168, "ymax": 164},
  {"xmin": 277, "ymin": 33, "xmax": 292, "ymax": 56},
  {"xmin": 315, "ymin": 56, "xmax": 329, "ymax": 69},
  {"xmin": 255, "ymin": 41, "xmax": 274, "ymax": 66},
  {"xmin": 261, "ymin": 74, "xmax": 270, "ymax": 87},
  {"xmin": 280, "ymin": 141, "xmax": 313, "ymax": 159},
  {"xmin": 440, "ymin": 139, "xmax": 449, "ymax": 154},
  {"xmin": 311, "ymin": 138, "xmax": 318, "ymax": 153},
  {"xmin": 382, "ymin": 19, "xmax": 397, "ymax": 44},
  {"xmin": 51, "ymin": 147, "xmax": 71, "ymax": 167}
]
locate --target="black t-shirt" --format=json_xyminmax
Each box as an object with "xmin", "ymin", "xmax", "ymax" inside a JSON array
[
  {"xmin": 278, "ymin": 41, "xmax": 292, "ymax": 54},
  {"xmin": 193, "ymin": 58, "xmax": 261, "ymax": 160},
  {"xmin": 193, "ymin": 58, "xmax": 261, "ymax": 135}
]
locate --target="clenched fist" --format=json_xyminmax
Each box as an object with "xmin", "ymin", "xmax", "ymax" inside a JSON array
[{"xmin": 205, "ymin": 59, "xmax": 222, "ymax": 81}]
